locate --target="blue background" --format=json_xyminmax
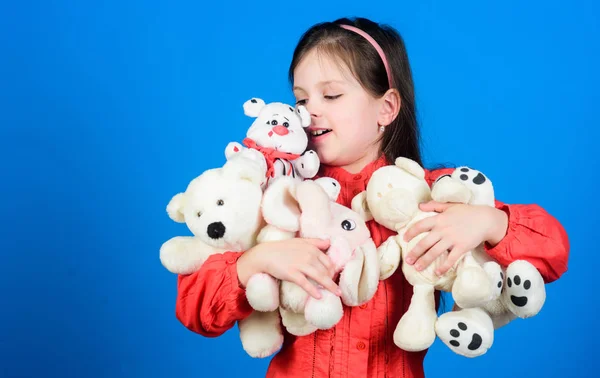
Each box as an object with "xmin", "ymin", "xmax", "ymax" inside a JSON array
[{"xmin": 1, "ymin": 0, "xmax": 597, "ymax": 377}]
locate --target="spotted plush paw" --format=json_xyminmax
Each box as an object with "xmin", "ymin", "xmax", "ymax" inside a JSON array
[
  {"xmin": 502, "ymin": 260, "xmax": 546, "ymax": 318},
  {"xmin": 435, "ymin": 308, "xmax": 494, "ymax": 358}
]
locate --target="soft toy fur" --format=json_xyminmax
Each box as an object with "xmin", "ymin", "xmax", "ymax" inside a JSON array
[
  {"xmin": 225, "ymin": 97, "xmax": 320, "ymax": 189},
  {"xmin": 245, "ymin": 176, "xmax": 382, "ymax": 343},
  {"xmin": 350, "ymin": 157, "xmax": 496, "ymax": 353},
  {"xmin": 431, "ymin": 166, "xmax": 547, "ymax": 357},
  {"xmin": 158, "ymin": 153, "xmax": 284, "ymax": 359}
]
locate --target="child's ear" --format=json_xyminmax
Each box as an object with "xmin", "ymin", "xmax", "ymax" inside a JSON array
[
  {"xmin": 377, "ymin": 89, "xmax": 401, "ymax": 127},
  {"xmin": 243, "ymin": 98, "xmax": 266, "ymax": 117}
]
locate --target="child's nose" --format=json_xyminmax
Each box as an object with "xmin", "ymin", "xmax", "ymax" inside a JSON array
[{"xmin": 272, "ymin": 125, "xmax": 289, "ymax": 136}]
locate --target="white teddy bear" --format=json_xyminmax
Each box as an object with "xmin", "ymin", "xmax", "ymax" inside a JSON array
[
  {"xmin": 225, "ymin": 97, "xmax": 320, "ymax": 189},
  {"xmin": 159, "ymin": 153, "xmax": 284, "ymax": 359},
  {"xmin": 350, "ymin": 157, "xmax": 497, "ymax": 353},
  {"xmin": 431, "ymin": 166, "xmax": 547, "ymax": 357}
]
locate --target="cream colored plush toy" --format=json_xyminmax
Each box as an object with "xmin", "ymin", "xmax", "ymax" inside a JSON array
[
  {"xmin": 159, "ymin": 152, "xmax": 284, "ymax": 359},
  {"xmin": 350, "ymin": 157, "xmax": 496, "ymax": 353},
  {"xmin": 245, "ymin": 176, "xmax": 382, "ymax": 342},
  {"xmin": 225, "ymin": 97, "xmax": 320, "ymax": 189},
  {"xmin": 431, "ymin": 166, "xmax": 547, "ymax": 357}
]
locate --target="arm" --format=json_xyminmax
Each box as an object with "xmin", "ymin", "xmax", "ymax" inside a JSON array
[
  {"xmin": 425, "ymin": 168, "xmax": 570, "ymax": 283},
  {"xmin": 175, "ymin": 251, "xmax": 253, "ymax": 338}
]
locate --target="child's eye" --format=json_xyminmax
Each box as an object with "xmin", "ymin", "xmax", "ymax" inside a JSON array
[
  {"xmin": 295, "ymin": 99, "xmax": 307, "ymax": 105},
  {"xmin": 324, "ymin": 94, "xmax": 342, "ymax": 100}
]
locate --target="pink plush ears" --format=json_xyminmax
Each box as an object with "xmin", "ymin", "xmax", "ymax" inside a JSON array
[
  {"xmin": 243, "ymin": 98, "xmax": 267, "ymax": 117},
  {"xmin": 296, "ymin": 105, "xmax": 311, "ymax": 128},
  {"xmin": 350, "ymin": 191, "xmax": 374, "ymax": 223},
  {"xmin": 261, "ymin": 177, "xmax": 302, "ymax": 232}
]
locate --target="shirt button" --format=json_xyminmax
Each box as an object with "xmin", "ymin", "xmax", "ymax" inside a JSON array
[
  {"xmin": 226, "ymin": 257, "xmax": 236, "ymax": 264},
  {"xmin": 359, "ymin": 304, "xmax": 367, "ymax": 309},
  {"xmin": 353, "ymin": 174, "xmax": 362, "ymax": 181},
  {"xmin": 352, "ymin": 188, "xmax": 361, "ymax": 196},
  {"xmin": 356, "ymin": 341, "xmax": 366, "ymax": 350}
]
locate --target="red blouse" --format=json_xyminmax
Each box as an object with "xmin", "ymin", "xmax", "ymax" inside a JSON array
[{"xmin": 175, "ymin": 155, "xmax": 570, "ymax": 377}]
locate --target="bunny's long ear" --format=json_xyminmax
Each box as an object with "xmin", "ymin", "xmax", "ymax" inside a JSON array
[{"xmin": 243, "ymin": 98, "xmax": 266, "ymax": 117}]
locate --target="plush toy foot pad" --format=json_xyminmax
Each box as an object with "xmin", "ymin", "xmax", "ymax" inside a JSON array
[
  {"xmin": 502, "ymin": 260, "xmax": 546, "ymax": 318},
  {"xmin": 435, "ymin": 308, "xmax": 494, "ymax": 358}
]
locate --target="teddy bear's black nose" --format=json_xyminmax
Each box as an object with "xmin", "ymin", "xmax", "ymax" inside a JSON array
[{"xmin": 207, "ymin": 221, "xmax": 226, "ymax": 239}]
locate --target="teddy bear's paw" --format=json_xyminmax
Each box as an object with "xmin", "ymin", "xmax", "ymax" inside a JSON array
[
  {"xmin": 239, "ymin": 310, "xmax": 283, "ymax": 358},
  {"xmin": 435, "ymin": 307, "xmax": 494, "ymax": 358},
  {"xmin": 393, "ymin": 311, "xmax": 436, "ymax": 352},
  {"xmin": 295, "ymin": 150, "xmax": 320, "ymax": 179},
  {"xmin": 246, "ymin": 273, "xmax": 280, "ymax": 312},
  {"xmin": 279, "ymin": 307, "xmax": 317, "ymax": 336},
  {"xmin": 224, "ymin": 142, "xmax": 244, "ymax": 160},
  {"xmin": 450, "ymin": 167, "xmax": 495, "ymax": 207},
  {"xmin": 377, "ymin": 236, "xmax": 401, "ymax": 280},
  {"xmin": 280, "ymin": 280, "xmax": 309, "ymax": 313},
  {"xmin": 304, "ymin": 290, "xmax": 343, "ymax": 330},
  {"xmin": 502, "ymin": 260, "xmax": 546, "ymax": 318}
]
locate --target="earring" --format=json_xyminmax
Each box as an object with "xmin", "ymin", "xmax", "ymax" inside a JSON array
[{"xmin": 379, "ymin": 125, "xmax": 385, "ymax": 132}]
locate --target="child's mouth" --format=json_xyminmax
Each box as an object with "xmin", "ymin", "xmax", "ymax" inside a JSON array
[{"xmin": 310, "ymin": 129, "xmax": 332, "ymax": 137}]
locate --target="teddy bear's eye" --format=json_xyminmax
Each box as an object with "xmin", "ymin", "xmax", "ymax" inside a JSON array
[
  {"xmin": 271, "ymin": 120, "xmax": 278, "ymax": 126},
  {"xmin": 341, "ymin": 219, "xmax": 356, "ymax": 231},
  {"xmin": 197, "ymin": 211, "xmax": 202, "ymax": 217},
  {"xmin": 283, "ymin": 122, "xmax": 289, "ymax": 127},
  {"xmin": 217, "ymin": 199, "xmax": 224, "ymax": 206}
]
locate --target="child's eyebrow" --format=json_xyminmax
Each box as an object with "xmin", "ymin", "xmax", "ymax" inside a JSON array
[{"xmin": 293, "ymin": 80, "xmax": 346, "ymax": 92}]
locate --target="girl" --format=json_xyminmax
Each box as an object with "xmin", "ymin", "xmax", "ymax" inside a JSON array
[{"xmin": 175, "ymin": 17, "xmax": 570, "ymax": 378}]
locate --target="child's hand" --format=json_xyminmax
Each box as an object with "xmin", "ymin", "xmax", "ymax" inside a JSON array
[
  {"xmin": 237, "ymin": 238, "xmax": 340, "ymax": 300},
  {"xmin": 402, "ymin": 201, "xmax": 508, "ymax": 276}
]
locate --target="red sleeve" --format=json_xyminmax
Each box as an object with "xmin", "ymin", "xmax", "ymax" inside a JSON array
[
  {"xmin": 425, "ymin": 168, "xmax": 570, "ymax": 283},
  {"xmin": 175, "ymin": 251, "xmax": 253, "ymax": 337}
]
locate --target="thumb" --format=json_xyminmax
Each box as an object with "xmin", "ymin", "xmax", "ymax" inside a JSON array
[
  {"xmin": 305, "ymin": 238, "xmax": 331, "ymax": 250},
  {"xmin": 419, "ymin": 201, "xmax": 454, "ymax": 213}
]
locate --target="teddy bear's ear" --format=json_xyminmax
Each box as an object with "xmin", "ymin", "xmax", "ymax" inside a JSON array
[
  {"xmin": 394, "ymin": 157, "xmax": 425, "ymax": 179},
  {"xmin": 166, "ymin": 193, "xmax": 186, "ymax": 223},
  {"xmin": 223, "ymin": 157, "xmax": 265, "ymax": 187},
  {"xmin": 243, "ymin": 98, "xmax": 266, "ymax": 118},
  {"xmin": 351, "ymin": 191, "xmax": 374, "ymax": 222},
  {"xmin": 296, "ymin": 105, "xmax": 311, "ymax": 127}
]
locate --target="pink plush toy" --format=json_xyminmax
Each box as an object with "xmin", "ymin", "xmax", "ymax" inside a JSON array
[{"xmin": 241, "ymin": 176, "xmax": 381, "ymax": 350}]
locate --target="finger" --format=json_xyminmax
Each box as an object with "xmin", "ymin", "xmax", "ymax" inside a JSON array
[
  {"xmin": 291, "ymin": 271, "xmax": 322, "ymax": 299},
  {"xmin": 317, "ymin": 252, "xmax": 336, "ymax": 277},
  {"xmin": 435, "ymin": 247, "xmax": 465, "ymax": 276},
  {"xmin": 304, "ymin": 238, "xmax": 331, "ymax": 251},
  {"xmin": 405, "ymin": 231, "xmax": 440, "ymax": 265},
  {"xmin": 301, "ymin": 264, "xmax": 341, "ymax": 296},
  {"xmin": 418, "ymin": 201, "xmax": 454, "ymax": 213},
  {"xmin": 414, "ymin": 239, "xmax": 453, "ymax": 272},
  {"xmin": 403, "ymin": 216, "xmax": 437, "ymax": 242}
]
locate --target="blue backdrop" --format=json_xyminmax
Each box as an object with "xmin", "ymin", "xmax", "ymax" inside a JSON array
[{"xmin": 1, "ymin": 0, "xmax": 597, "ymax": 377}]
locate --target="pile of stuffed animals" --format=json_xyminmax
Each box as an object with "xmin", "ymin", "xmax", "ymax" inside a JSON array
[{"xmin": 160, "ymin": 97, "xmax": 548, "ymax": 359}]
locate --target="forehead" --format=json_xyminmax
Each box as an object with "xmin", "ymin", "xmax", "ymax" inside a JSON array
[{"xmin": 293, "ymin": 49, "xmax": 356, "ymax": 91}]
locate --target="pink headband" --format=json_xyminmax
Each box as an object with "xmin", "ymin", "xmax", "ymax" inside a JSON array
[{"xmin": 340, "ymin": 24, "xmax": 393, "ymax": 88}]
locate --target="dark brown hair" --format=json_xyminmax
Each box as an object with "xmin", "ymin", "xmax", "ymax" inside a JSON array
[{"xmin": 288, "ymin": 17, "xmax": 423, "ymax": 166}]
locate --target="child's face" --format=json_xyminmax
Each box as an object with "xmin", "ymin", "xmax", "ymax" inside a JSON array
[{"xmin": 293, "ymin": 49, "xmax": 384, "ymax": 171}]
